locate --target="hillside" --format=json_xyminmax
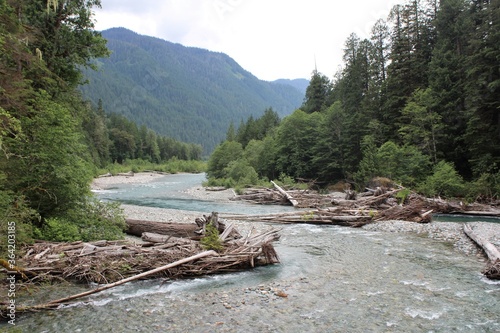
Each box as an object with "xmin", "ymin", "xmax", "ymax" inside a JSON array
[
  {"xmin": 273, "ymin": 78, "xmax": 309, "ymax": 95},
  {"xmin": 80, "ymin": 28, "xmax": 305, "ymax": 154}
]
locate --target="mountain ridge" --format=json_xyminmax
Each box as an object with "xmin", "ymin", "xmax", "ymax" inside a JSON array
[{"xmin": 80, "ymin": 28, "xmax": 305, "ymax": 154}]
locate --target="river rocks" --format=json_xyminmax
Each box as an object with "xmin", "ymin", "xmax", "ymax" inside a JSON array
[{"xmin": 362, "ymin": 220, "xmax": 500, "ymax": 258}]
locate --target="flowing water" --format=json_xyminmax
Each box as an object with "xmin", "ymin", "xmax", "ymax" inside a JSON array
[
  {"xmin": 5, "ymin": 174, "xmax": 499, "ymax": 332},
  {"xmin": 95, "ymin": 173, "xmax": 299, "ymax": 215}
]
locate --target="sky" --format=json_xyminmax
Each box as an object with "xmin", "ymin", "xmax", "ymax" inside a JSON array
[{"xmin": 93, "ymin": 0, "xmax": 401, "ymax": 81}]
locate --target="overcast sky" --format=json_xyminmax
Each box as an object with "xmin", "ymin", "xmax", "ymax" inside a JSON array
[{"xmin": 93, "ymin": 0, "xmax": 401, "ymax": 81}]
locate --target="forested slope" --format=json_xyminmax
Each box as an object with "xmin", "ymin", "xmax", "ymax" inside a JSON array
[
  {"xmin": 80, "ymin": 28, "xmax": 305, "ymax": 153},
  {"xmin": 207, "ymin": 0, "xmax": 500, "ymax": 200}
]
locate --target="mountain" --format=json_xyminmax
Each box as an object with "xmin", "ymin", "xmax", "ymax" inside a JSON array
[
  {"xmin": 80, "ymin": 28, "xmax": 305, "ymax": 154},
  {"xmin": 272, "ymin": 78, "xmax": 309, "ymax": 95}
]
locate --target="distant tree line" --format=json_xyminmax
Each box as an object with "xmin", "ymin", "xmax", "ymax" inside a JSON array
[
  {"xmin": 208, "ymin": 0, "xmax": 500, "ymax": 200},
  {"xmin": 85, "ymin": 100, "xmax": 202, "ymax": 167},
  {"xmin": 80, "ymin": 28, "xmax": 304, "ymax": 155}
]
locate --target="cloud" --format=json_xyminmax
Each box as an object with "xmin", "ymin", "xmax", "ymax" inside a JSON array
[{"xmin": 94, "ymin": 0, "xmax": 400, "ymax": 81}]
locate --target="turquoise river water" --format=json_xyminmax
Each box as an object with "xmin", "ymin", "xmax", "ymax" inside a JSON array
[{"xmin": 3, "ymin": 173, "xmax": 499, "ymax": 333}]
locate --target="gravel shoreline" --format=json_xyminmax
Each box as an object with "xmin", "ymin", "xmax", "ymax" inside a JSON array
[{"xmin": 92, "ymin": 172, "xmax": 500, "ymax": 261}]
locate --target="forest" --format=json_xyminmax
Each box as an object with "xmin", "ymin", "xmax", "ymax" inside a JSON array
[
  {"xmin": 80, "ymin": 27, "xmax": 305, "ymax": 154},
  {"xmin": 0, "ymin": 0, "xmax": 202, "ymax": 252},
  {"xmin": 207, "ymin": 0, "xmax": 500, "ymax": 200}
]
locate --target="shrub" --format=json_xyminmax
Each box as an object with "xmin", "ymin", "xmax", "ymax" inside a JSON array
[
  {"xmin": 395, "ymin": 188, "xmax": 411, "ymax": 205},
  {"xmin": 35, "ymin": 198, "xmax": 126, "ymax": 242},
  {"xmin": 417, "ymin": 161, "xmax": 465, "ymax": 198},
  {"xmin": 200, "ymin": 224, "xmax": 224, "ymax": 252},
  {"xmin": 467, "ymin": 172, "xmax": 500, "ymax": 202},
  {"xmin": 0, "ymin": 193, "xmax": 36, "ymax": 258},
  {"xmin": 224, "ymin": 159, "xmax": 259, "ymax": 185},
  {"xmin": 35, "ymin": 217, "xmax": 80, "ymax": 242}
]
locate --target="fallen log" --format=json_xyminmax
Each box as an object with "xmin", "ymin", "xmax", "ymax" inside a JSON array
[
  {"xmin": 463, "ymin": 224, "xmax": 500, "ymax": 280},
  {"xmin": 126, "ymin": 219, "xmax": 199, "ymax": 238},
  {"xmin": 463, "ymin": 224, "xmax": 500, "ymax": 262},
  {"xmin": 271, "ymin": 180, "xmax": 299, "ymax": 207},
  {"xmin": 141, "ymin": 232, "xmax": 196, "ymax": 246}
]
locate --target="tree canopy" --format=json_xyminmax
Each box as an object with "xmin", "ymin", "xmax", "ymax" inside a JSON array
[
  {"xmin": 0, "ymin": 0, "xmax": 203, "ymax": 250},
  {"xmin": 207, "ymin": 0, "xmax": 500, "ymax": 200}
]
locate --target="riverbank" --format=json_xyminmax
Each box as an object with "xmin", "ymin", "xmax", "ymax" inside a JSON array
[{"xmin": 92, "ymin": 173, "xmax": 500, "ymax": 262}]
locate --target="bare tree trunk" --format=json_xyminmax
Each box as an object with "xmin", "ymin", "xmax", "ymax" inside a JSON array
[
  {"xmin": 271, "ymin": 181, "xmax": 299, "ymax": 206},
  {"xmin": 126, "ymin": 219, "xmax": 198, "ymax": 238}
]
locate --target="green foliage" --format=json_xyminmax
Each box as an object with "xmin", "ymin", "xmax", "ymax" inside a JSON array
[
  {"xmin": 354, "ymin": 136, "xmax": 379, "ymax": 186},
  {"xmin": 35, "ymin": 199, "xmax": 126, "ymax": 242},
  {"xmin": 202, "ymin": 177, "xmax": 236, "ymax": 189},
  {"xmin": 207, "ymin": 141, "xmax": 243, "ymax": 179},
  {"xmin": 399, "ymin": 88, "xmax": 442, "ymax": 163},
  {"xmin": 275, "ymin": 173, "xmax": 309, "ymax": 191},
  {"xmin": 376, "ymin": 142, "xmax": 431, "ymax": 187},
  {"xmin": 275, "ymin": 109, "xmax": 323, "ymax": 180},
  {"xmin": 417, "ymin": 161, "xmax": 465, "ymax": 198},
  {"xmin": 80, "ymin": 28, "xmax": 303, "ymax": 154},
  {"xmin": 0, "ymin": 187, "xmax": 36, "ymax": 258},
  {"xmin": 35, "ymin": 217, "xmax": 81, "ymax": 242},
  {"xmin": 301, "ymin": 70, "xmax": 331, "ymax": 113},
  {"xmin": 200, "ymin": 224, "xmax": 224, "ymax": 252},
  {"xmin": 2, "ymin": 90, "xmax": 94, "ymax": 219},
  {"xmin": 224, "ymin": 159, "xmax": 259, "ymax": 186},
  {"xmin": 395, "ymin": 189, "xmax": 411, "ymax": 205},
  {"xmin": 467, "ymin": 172, "xmax": 500, "ymax": 202},
  {"xmin": 102, "ymin": 112, "xmax": 203, "ymax": 165},
  {"xmin": 99, "ymin": 158, "xmax": 206, "ymax": 176},
  {"xmin": 236, "ymin": 108, "xmax": 281, "ymax": 147},
  {"xmin": 23, "ymin": 0, "xmax": 110, "ymax": 89}
]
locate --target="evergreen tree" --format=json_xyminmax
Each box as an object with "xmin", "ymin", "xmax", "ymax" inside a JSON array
[
  {"xmin": 301, "ymin": 70, "xmax": 331, "ymax": 113},
  {"xmin": 398, "ymin": 88, "xmax": 442, "ymax": 163},
  {"xmin": 464, "ymin": 0, "xmax": 500, "ymax": 176},
  {"xmin": 428, "ymin": 0, "xmax": 471, "ymax": 176}
]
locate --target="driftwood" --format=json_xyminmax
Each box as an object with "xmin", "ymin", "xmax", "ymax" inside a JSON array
[
  {"xmin": 222, "ymin": 209, "xmax": 373, "ymax": 227},
  {"xmin": 271, "ymin": 181, "xmax": 299, "ymax": 207},
  {"xmin": 16, "ymin": 216, "xmax": 273, "ymax": 285},
  {"xmin": 228, "ymin": 185, "xmax": 500, "ymax": 227},
  {"xmin": 20, "ymin": 250, "xmax": 218, "ymax": 312},
  {"xmin": 231, "ymin": 186, "xmax": 332, "ymax": 208},
  {"xmin": 2, "ymin": 212, "xmax": 281, "ymax": 315},
  {"xmin": 126, "ymin": 219, "xmax": 199, "ymax": 238},
  {"xmin": 463, "ymin": 224, "xmax": 500, "ymax": 279}
]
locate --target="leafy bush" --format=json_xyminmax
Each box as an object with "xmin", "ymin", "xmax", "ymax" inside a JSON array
[
  {"xmin": 376, "ymin": 142, "xmax": 431, "ymax": 187},
  {"xmin": 467, "ymin": 172, "xmax": 500, "ymax": 202},
  {"xmin": 206, "ymin": 141, "xmax": 243, "ymax": 179},
  {"xmin": 417, "ymin": 161, "xmax": 465, "ymax": 198},
  {"xmin": 35, "ymin": 198, "xmax": 126, "ymax": 242},
  {"xmin": 34, "ymin": 217, "xmax": 80, "ymax": 242},
  {"xmin": 200, "ymin": 224, "xmax": 224, "ymax": 252},
  {"xmin": 395, "ymin": 188, "xmax": 411, "ymax": 205},
  {"xmin": 274, "ymin": 173, "xmax": 309, "ymax": 190},
  {"xmin": 224, "ymin": 159, "xmax": 259, "ymax": 185},
  {"xmin": 0, "ymin": 191, "xmax": 36, "ymax": 258}
]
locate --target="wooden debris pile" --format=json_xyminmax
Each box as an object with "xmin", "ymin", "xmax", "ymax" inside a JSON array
[
  {"xmin": 15, "ymin": 213, "xmax": 280, "ymax": 285},
  {"xmin": 231, "ymin": 182, "xmax": 332, "ymax": 208},
  {"xmin": 227, "ymin": 185, "xmax": 500, "ymax": 226}
]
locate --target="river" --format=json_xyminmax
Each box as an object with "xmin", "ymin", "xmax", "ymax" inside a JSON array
[{"xmin": 7, "ymin": 173, "xmax": 500, "ymax": 332}]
